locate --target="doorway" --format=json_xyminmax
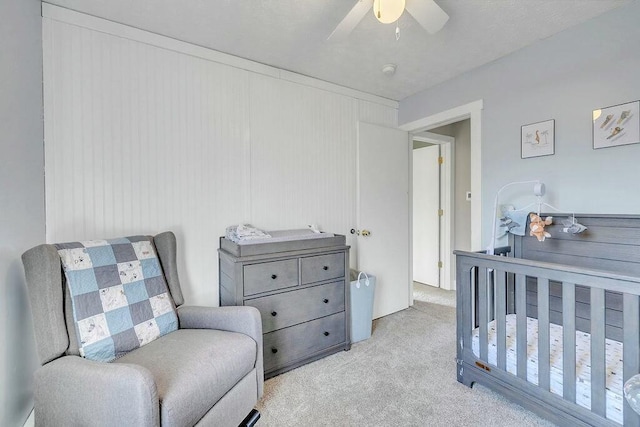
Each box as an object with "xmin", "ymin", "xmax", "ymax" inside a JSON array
[
  {"xmin": 400, "ymin": 99, "xmax": 483, "ymax": 252},
  {"xmin": 411, "ymin": 136, "xmax": 454, "ymax": 307},
  {"xmin": 405, "ymin": 100, "xmax": 480, "ymax": 307},
  {"xmin": 411, "ymin": 122, "xmax": 470, "ymax": 305}
]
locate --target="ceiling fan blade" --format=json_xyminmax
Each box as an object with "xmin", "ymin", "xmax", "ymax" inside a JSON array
[
  {"xmin": 327, "ymin": 0, "xmax": 373, "ymax": 41},
  {"xmin": 405, "ymin": 0, "xmax": 449, "ymax": 34}
]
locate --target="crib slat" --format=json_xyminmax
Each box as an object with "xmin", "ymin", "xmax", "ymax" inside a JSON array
[
  {"xmin": 478, "ymin": 267, "xmax": 488, "ymax": 362},
  {"xmin": 562, "ymin": 282, "xmax": 576, "ymax": 403},
  {"xmin": 496, "ymin": 269, "xmax": 507, "ymax": 370},
  {"xmin": 590, "ymin": 287, "xmax": 606, "ymax": 417},
  {"xmin": 459, "ymin": 263, "xmax": 474, "ymax": 384},
  {"xmin": 471, "ymin": 266, "xmax": 477, "ymax": 330},
  {"xmin": 516, "ymin": 274, "xmax": 527, "ymax": 380},
  {"xmin": 537, "ymin": 278, "xmax": 550, "ymax": 392},
  {"xmin": 624, "ymin": 293, "xmax": 640, "ymax": 427}
]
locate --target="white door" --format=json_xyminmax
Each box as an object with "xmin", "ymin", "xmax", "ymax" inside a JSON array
[
  {"xmin": 413, "ymin": 145, "xmax": 440, "ymax": 286},
  {"xmin": 357, "ymin": 122, "xmax": 410, "ymax": 319}
]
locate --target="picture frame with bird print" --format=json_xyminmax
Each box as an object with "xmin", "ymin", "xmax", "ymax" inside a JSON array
[
  {"xmin": 521, "ymin": 119, "xmax": 555, "ymax": 159},
  {"xmin": 592, "ymin": 100, "xmax": 640, "ymax": 150}
]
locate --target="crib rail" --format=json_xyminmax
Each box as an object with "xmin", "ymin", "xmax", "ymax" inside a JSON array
[{"xmin": 455, "ymin": 249, "xmax": 640, "ymax": 427}]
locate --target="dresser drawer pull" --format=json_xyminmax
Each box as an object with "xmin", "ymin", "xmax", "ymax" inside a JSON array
[
  {"xmin": 271, "ymin": 311, "xmax": 278, "ymax": 317},
  {"xmin": 323, "ymin": 265, "xmax": 329, "ymax": 270},
  {"xmin": 271, "ymin": 348, "xmax": 278, "ymax": 354},
  {"xmin": 271, "ymin": 274, "xmax": 277, "ymax": 280},
  {"xmin": 324, "ymin": 331, "xmax": 330, "ymax": 336},
  {"xmin": 323, "ymin": 299, "xmax": 329, "ymax": 304}
]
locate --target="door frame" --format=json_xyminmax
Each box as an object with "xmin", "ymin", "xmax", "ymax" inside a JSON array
[
  {"xmin": 411, "ymin": 133, "xmax": 454, "ymax": 293},
  {"xmin": 401, "ymin": 99, "xmax": 483, "ymax": 292}
]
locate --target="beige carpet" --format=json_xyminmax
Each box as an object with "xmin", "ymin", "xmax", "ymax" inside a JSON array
[
  {"xmin": 413, "ymin": 282, "xmax": 455, "ymax": 307},
  {"xmin": 255, "ymin": 300, "xmax": 555, "ymax": 426}
]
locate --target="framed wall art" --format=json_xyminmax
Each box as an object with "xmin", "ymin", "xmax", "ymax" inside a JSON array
[
  {"xmin": 521, "ymin": 119, "xmax": 555, "ymax": 159},
  {"xmin": 592, "ymin": 100, "xmax": 640, "ymax": 149}
]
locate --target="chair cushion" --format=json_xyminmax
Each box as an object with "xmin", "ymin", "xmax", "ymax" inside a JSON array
[
  {"xmin": 114, "ymin": 329, "xmax": 257, "ymax": 426},
  {"xmin": 55, "ymin": 236, "xmax": 178, "ymax": 362}
]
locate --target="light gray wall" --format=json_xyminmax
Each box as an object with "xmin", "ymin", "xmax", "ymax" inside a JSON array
[
  {"xmin": 0, "ymin": 0, "xmax": 45, "ymax": 425},
  {"xmin": 413, "ymin": 140, "xmax": 432, "ymax": 149},
  {"xmin": 452, "ymin": 120, "xmax": 471, "ymax": 252},
  {"xmin": 399, "ymin": 1, "xmax": 640, "ymax": 248},
  {"xmin": 429, "ymin": 120, "xmax": 472, "ymax": 252}
]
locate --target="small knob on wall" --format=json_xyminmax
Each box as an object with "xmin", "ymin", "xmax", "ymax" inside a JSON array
[
  {"xmin": 271, "ymin": 274, "xmax": 277, "ymax": 280},
  {"xmin": 271, "ymin": 348, "xmax": 278, "ymax": 354},
  {"xmin": 324, "ymin": 331, "xmax": 330, "ymax": 336},
  {"xmin": 323, "ymin": 266, "xmax": 329, "ymax": 271},
  {"xmin": 271, "ymin": 311, "xmax": 277, "ymax": 317},
  {"xmin": 323, "ymin": 299, "xmax": 329, "ymax": 304}
]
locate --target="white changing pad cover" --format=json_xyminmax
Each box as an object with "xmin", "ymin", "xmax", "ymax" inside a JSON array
[
  {"xmin": 472, "ymin": 314, "xmax": 624, "ymax": 424},
  {"xmin": 236, "ymin": 229, "xmax": 334, "ymax": 245}
]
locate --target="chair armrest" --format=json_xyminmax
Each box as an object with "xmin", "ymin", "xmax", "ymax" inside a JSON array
[
  {"xmin": 34, "ymin": 356, "xmax": 159, "ymax": 426},
  {"xmin": 177, "ymin": 305, "xmax": 262, "ymax": 340},
  {"xmin": 177, "ymin": 305, "xmax": 264, "ymax": 397}
]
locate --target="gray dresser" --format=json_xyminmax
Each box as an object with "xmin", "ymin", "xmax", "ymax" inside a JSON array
[{"xmin": 218, "ymin": 234, "xmax": 351, "ymax": 379}]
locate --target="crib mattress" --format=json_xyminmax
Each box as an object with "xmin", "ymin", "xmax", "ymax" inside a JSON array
[{"xmin": 471, "ymin": 314, "xmax": 624, "ymax": 424}]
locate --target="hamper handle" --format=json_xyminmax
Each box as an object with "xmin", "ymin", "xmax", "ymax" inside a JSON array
[{"xmin": 356, "ymin": 271, "xmax": 370, "ymax": 289}]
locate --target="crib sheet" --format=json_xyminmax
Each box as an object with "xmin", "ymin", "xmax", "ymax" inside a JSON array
[{"xmin": 471, "ymin": 314, "xmax": 624, "ymax": 424}]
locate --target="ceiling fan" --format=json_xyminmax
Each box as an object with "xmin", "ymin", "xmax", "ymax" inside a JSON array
[{"xmin": 328, "ymin": 0, "xmax": 449, "ymax": 41}]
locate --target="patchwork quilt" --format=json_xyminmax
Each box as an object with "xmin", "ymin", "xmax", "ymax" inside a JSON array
[{"xmin": 56, "ymin": 236, "xmax": 178, "ymax": 362}]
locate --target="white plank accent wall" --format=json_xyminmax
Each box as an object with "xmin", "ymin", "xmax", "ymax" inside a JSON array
[
  {"xmin": 42, "ymin": 9, "xmax": 397, "ymax": 306},
  {"xmin": 249, "ymin": 74, "xmax": 357, "ymax": 233},
  {"xmin": 43, "ymin": 19, "xmax": 251, "ymax": 304}
]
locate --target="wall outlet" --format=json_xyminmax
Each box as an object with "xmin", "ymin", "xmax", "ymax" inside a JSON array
[{"xmin": 465, "ymin": 191, "xmax": 472, "ymax": 201}]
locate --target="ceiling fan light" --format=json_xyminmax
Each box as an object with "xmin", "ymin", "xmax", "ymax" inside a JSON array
[{"xmin": 373, "ymin": 0, "xmax": 406, "ymax": 24}]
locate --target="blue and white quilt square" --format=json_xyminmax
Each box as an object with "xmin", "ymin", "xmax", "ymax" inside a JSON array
[
  {"xmin": 85, "ymin": 245, "xmax": 117, "ymax": 267},
  {"xmin": 56, "ymin": 235, "xmax": 178, "ymax": 362}
]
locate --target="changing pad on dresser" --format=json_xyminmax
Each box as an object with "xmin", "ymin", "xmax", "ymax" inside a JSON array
[
  {"xmin": 220, "ymin": 229, "xmax": 343, "ymax": 257},
  {"xmin": 240, "ymin": 229, "xmax": 334, "ymax": 245}
]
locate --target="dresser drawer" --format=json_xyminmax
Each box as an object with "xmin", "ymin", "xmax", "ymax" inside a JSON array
[
  {"xmin": 248, "ymin": 281, "xmax": 345, "ymax": 333},
  {"xmin": 243, "ymin": 259, "xmax": 298, "ymax": 296},
  {"xmin": 263, "ymin": 312, "xmax": 346, "ymax": 372},
  {"xmin": 300, "ymin": 253, "xmax": 345, "ymax": 284}
]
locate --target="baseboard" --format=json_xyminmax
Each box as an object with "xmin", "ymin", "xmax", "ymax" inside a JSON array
[{"xmin": 24, "ymin": 409, "xmax": 34, "ymax": 427}]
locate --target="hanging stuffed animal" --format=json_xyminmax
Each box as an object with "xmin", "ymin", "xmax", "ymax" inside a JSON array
[
  {"xmin": 561, "ymin": 216, "xmax": 587, "ymax": 234},
  {"xmin": 529, "ymin": 213, "xmax": 553, "ymax": 242}
]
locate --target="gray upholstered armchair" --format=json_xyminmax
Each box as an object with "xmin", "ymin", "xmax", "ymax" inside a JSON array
[{"xmin": 22, "ymin": 231, "xmax": 263, "ymax": 427}]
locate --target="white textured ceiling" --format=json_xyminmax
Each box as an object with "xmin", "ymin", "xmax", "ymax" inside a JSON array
[{"xmin": 44, "ymin": 0, "xmax": 628, "ymax": 101}]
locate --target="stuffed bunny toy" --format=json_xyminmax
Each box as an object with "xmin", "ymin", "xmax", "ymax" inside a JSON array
[{"xmin": 529, "ymin": 213, "xmax": 553, "ymax": 241}]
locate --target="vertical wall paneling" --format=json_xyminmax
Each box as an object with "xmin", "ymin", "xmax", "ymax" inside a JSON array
[
  {"xmin": 249, "ymin": 74, "xmax": 358, "ymax": 238},
  {"xmin": 43, "ymin": 12, "xmax": 397, "ymax": 304},
  {"xmin": 43, "ymin": 19, "xmax": 251, "ymax": 305}
]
